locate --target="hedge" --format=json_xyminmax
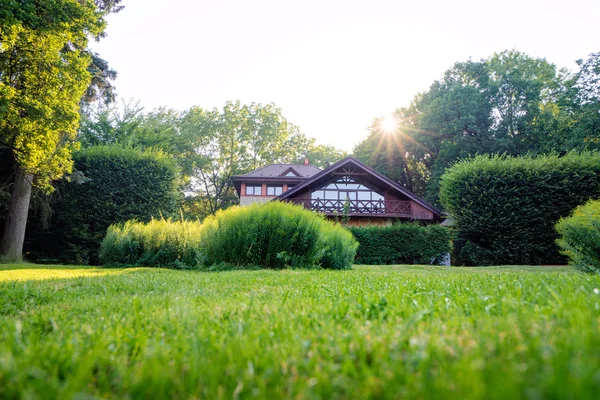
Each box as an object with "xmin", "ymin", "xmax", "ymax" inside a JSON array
[
  {"xmin": 348, "ymin": 223, "xmax": 451, "ymax": 265},
  {"xmin": 556, "ymin": 200, "xmax": 600, "ymax": 273},
  {"xmin": 25, "ymin": 145, "xmax": 180, "ymax": 264},
  {"xmin": 439, "ymin": 152, "xmax": 600, "ymax": 266},
  {"xmin": 100, "ymin": 202, "xmax": 358, "ymax": 270}
]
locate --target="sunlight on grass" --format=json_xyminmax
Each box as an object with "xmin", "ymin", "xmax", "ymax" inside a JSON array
[
  {"xmin": 0, "ymin": 264, "xmax": 143, "ymax": 282},
  {"xmin": 0, "ymin": 264, "xmax": 597, "ymax": 398}
]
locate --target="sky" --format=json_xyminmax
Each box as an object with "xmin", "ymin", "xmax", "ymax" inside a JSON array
[{"xmin": 90, "ymin": 0, "xmax": 600, "ymax": 152}]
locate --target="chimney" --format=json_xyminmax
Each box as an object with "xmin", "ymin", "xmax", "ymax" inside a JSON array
[{"xmin": 304, "ymin": 157, "xmax": 309, "ymax": 166}]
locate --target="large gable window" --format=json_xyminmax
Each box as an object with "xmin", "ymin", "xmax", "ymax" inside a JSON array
[
  {"xmin": 310, "ymin": 176, "xmax": 384, "ymax": 213},
  {"xmin": 310, "ymin": 176, "xmax": 383, "ymax": 201},
  {"xmin": 245, "ymin": 185, "xmax": 262, "ymax": 196}
]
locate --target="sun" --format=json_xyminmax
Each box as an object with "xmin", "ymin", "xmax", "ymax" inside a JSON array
[{"xmin": 380, "ymin": 115, "xmax": 397, "ymax": 133}]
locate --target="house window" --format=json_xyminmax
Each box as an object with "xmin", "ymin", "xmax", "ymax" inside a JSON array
[
  {"xmin": 284, "ymin": 171, "xmax": 297, "ymax": 177},
  {"xmin": 266, "ymin": 185, "xmax": 283, "ymax": 196},
  {"xmin": 245, "ymin": 185, "xmax": 262, "ymax": 196},
  {"xmin": 310, "ymin": 175, "xmax": 385, "ymax": 214}
]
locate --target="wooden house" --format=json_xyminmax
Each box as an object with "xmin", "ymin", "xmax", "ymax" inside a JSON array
[{"xmin": 232, "ymin": 156, "xmax": 443, "ymax": 226}]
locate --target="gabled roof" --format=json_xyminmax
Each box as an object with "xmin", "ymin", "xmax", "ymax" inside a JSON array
[
  {"xmin": 235, "ymin": 163, "xmax": 321, "ymax": 179},
  {"xmin": 277, "ymin": 156, "xmax": 444, "ymax": 218}
]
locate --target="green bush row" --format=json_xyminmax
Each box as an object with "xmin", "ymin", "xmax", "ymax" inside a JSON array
[
  {"xmin": 556, "ymin": 200, "xmax": 600, "ymax": 273},
  {"xmin": 348, "ymin": 223, "xmax": 451, "ymax": 265},
  {"xmin": 100, "ymin": 219, "xmax": 205, "ymax": 269},
  {"xmin": 439, "ymin": 152, "xmax": 600, "ymax": 266},
  {"xmin": 100, "ymin": 202, "xmax": 358, "ymax": 270},
  {"xmin": 25, "ymin": 145, "xmax": 180, "ymax": 265}
]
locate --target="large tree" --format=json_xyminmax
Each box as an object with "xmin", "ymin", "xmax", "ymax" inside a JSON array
[
  {"xmin": 0, "ymin": 1, "xmax": 122, "ymax": 261},
  {"xmin": 354, "ymin": 50, "xmax": 598, "ymax": 204}
]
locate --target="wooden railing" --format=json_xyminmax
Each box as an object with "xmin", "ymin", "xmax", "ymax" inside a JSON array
[{"xmin": 289, "ymin": 199, "xmax": 411, "ymax": 216}]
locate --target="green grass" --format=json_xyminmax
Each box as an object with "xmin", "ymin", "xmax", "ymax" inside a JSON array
[{"xmin": 1, "ymin": 264, "xmax": 599, "ymax": 399}]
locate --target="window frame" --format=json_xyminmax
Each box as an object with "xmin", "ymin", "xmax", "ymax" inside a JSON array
[
  {"xmin": 266, "ymin": 185, "xmax": 283, "ymax": 196},
  {"xmin": 245, "ymin": 185, "xmax": 263, "ymax": 196}
]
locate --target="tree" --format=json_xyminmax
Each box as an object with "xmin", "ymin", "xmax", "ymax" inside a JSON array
[
  {"xmin": 0, "ymin": 1, "xmax": 122, "ymax": 261},
  {"xmin": 75, "ymin": 100, "xmax": 345, "ymax": 218},
  {"xmin": 557, "ymin": 52, "xmax": 600, "ymax": 151},
  {"xmin": 180, "ymin": 101, "xmax": 312, "ymax": 215},
  {"xmin": 300, "ymin": 142, "xmax": 347, "ymax": 168},
  {"xmin": 355, "ymin": 50, "xmax": 581, "ymax": 204}
]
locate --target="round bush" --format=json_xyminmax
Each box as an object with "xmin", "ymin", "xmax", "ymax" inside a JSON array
[
  {"xmin": 556, "ymin": 200, "xmax": 600, "ymax": 273},
  {"xmin": 201, "ymin": 202, "xmax": 357, "ymax": 269}
]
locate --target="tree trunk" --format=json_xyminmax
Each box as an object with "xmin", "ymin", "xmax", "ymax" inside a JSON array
[{"xmin": 0, "ymin": 166, "xmax": 33, "ymax": 262}]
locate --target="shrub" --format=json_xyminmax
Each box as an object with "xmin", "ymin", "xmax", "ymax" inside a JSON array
[
  {"xmin": 25, "ymin": 145, "xmax": 180, "ymax": 265},
  {"xmin": 556, "ymin": 200, "xmax": 600, "ymax": 273},
  {"xmin": 201, "ymin": 202, "xmax": 357, "ymax": 269},
  {"xmin": 100, "ymin": 219, "xmax": 205, "ymax": 269},
  {"xmin": 348, "ymin": 223, "xmax": 452, "ymax": 265},
  {"xmin": 100, "ymin": 202, "xmax": 357, "ymax": 270},
  {"xmin": 439, "ymin": 152, "xmax": 600, "ymax": 266}
]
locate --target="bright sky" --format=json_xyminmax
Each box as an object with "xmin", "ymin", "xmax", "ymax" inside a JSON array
[{"xmin": 90, "ymin": 0, "xmax": 600, "ymax": 152}]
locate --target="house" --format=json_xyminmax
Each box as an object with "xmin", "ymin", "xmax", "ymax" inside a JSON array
[{"xmin": 232, "ymin": 156, "xmax": 444, "ymax": 226}]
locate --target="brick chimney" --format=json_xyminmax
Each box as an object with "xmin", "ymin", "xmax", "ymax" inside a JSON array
[{"xmin": 304, "ymin": 157, "xmax": 309, "ymax": 166}]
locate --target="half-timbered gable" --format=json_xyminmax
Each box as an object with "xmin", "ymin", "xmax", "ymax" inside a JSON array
[{"xmin": 233, "ymin": 156, "xmax": 443, "ymax": 225}]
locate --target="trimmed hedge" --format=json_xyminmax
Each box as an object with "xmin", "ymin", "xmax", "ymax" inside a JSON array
[
  {"xmin": 100, "ymin": 202, "xmax": 358, "ymax": 270},
  {"xmin": 348, "ymin": 223, "xmax": 451, "ymax": 265},
  {"xmin": 439, "ymin": 152, "xmax": 600, "ymax": 266},
  {"xmin": 25, "ymin": 145, "xmax": 180, "ymax": 265},
  {"xmin": 556, "ymin": 200, "xmax": 600, "ymax": 273}
]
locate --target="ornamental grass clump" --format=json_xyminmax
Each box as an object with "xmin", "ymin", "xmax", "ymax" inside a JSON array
[
  {"xmin": 100, "ymin": 219, "xmax": 205, "ymax": 269},
  {"xmin": 201, "ymin": 201, "xmax": 357, "ymax": 269},
  {"xmin": 556, "ymin": 200, "xmax": 600, "ymax": 273},
  {"xmin": 100, "ymin": 202, "xmax": 357, "ymax": 269}
]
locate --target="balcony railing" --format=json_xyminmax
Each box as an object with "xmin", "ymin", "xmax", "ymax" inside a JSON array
[{"xmin": 289, "ymin": 199, "xmax": 411, "ymax": 216}]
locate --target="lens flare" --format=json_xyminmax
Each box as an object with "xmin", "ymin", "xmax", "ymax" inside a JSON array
[{"xmin": 380, "ymin": 116, "xmax": 397, "ymax": 133}]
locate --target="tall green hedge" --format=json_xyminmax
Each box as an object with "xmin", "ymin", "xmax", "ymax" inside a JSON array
[
  {"xmin": 556, "ymin": 200, "xmax": 600, "ymax": 273},
  {"xmin": 348, "ymin": 223, "xmax": 451, "ymax": 265},
  {"xmin": 25, "ymin": 145, "xmax": 180, "ymax": 264},
  {"xmin": 439, "ymin": 153, "xmax": 600, "ymax": 266}
]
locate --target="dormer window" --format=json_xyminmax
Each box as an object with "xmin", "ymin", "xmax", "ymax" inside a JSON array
[{"xmin": 281, "ymin": 167, "xmax": 300, "ymax": 177}]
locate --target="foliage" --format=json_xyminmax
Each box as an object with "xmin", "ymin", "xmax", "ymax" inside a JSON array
[
  {"xmin": 348, "ymin": 223, "xmax": 451, "ymax": 265},
  {"xmin": 440, "ymin": 152, "xmax": 600, "ymax": 266},
  {"xmin": 355, "ymin": 50, "xmax": 600, "ymax": 204},
  {"xmin": 201, "ymin": 202, "xmax": 357, "ymax": 269},
  {"xmin": 25, "ymin": 145, "xmax": 180, "ymax": 265},
  {"xmin": 77, "ymin": 101, "xmax": 347, "ymax": 217},
  {"xmin": 0, "ymin": 0, "xmax": 123, "ymax": 190},
  {"xmin": 0, "ymin": 264, "xmax": 599, "ymax": 398},
  {"xmin": 100, "ymin": 202, "xmax": 356, "ymax": 269},
  {"xmin": 0, "ymin": 0, "xmax": 122, "ymax": 260},
  {"xmin": 556, "ymin": 200, "xmax": 600, "ymax": 273},
  {"xmin": 100, "ymin": 219, "xmax": 205, "ymax": 269}
]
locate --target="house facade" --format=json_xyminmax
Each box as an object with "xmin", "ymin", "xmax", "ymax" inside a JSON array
[{"xmin": 232, "ymin": 156, "xmax": 443, "ymax": 226}]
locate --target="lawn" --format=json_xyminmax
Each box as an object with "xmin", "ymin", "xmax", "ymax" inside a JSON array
[{"xmin": 0, "ymin": 264, "xmax": 598, "ymax": 399}]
